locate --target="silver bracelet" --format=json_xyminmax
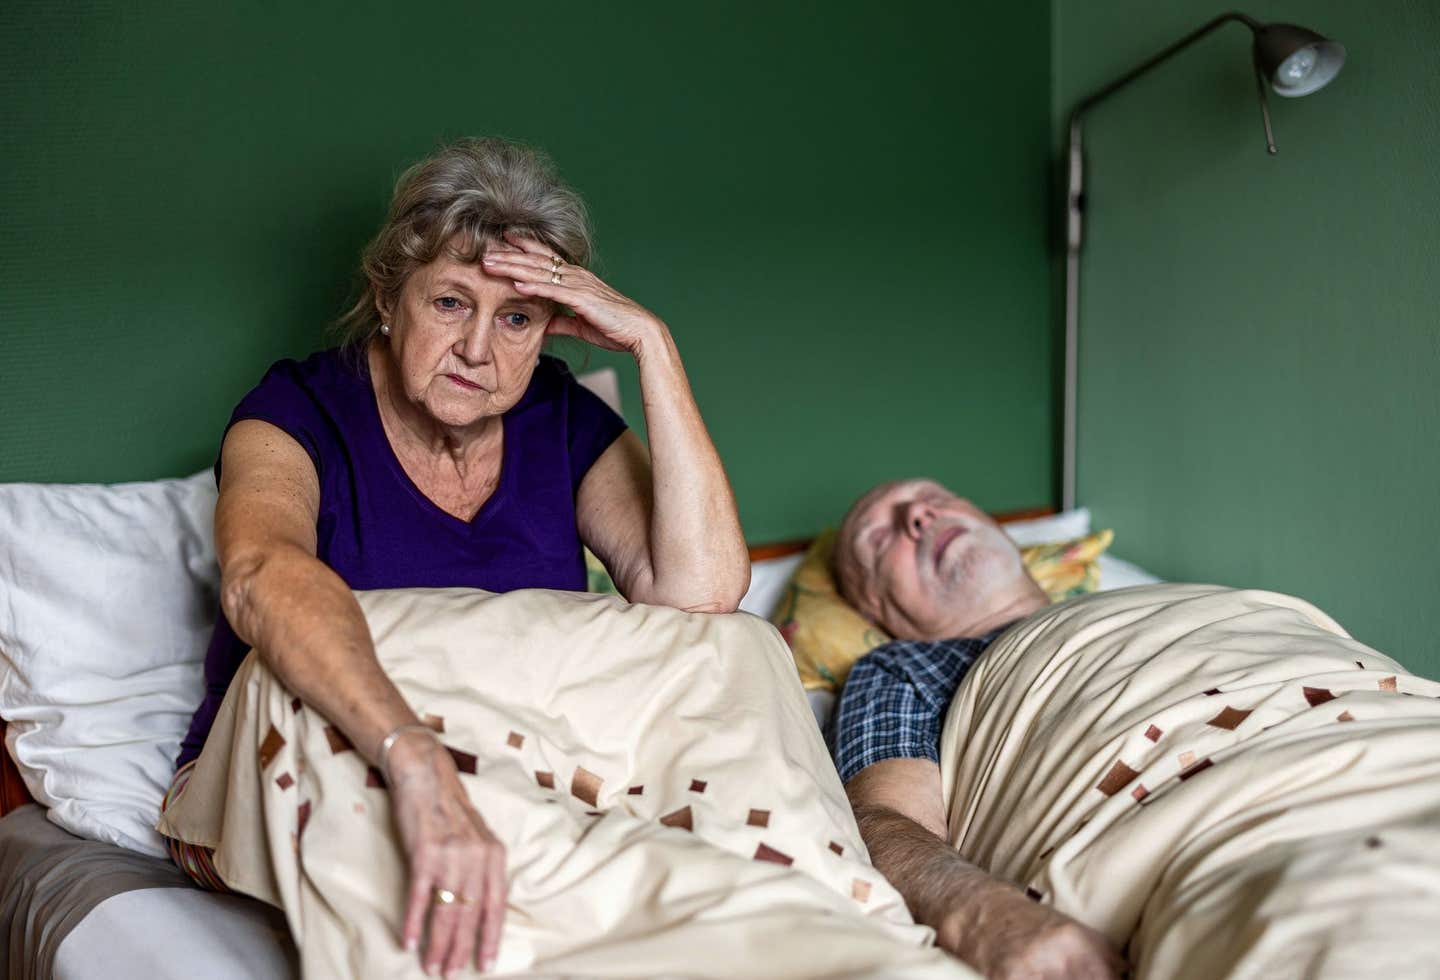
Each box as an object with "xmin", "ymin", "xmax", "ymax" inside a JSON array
[{"xmin": 377, "ymin": 723, "xmax": 440, "ymax": 784}]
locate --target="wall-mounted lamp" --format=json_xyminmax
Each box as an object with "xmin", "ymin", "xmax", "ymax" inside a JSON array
[{"xmin": 1061, "ymin": 12, "xmax": 1345, "ymax": 510}]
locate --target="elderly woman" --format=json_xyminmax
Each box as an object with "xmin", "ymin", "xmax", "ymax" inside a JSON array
[{"xmin": 165, "ymin": 137, "xmax": 749, "ymax": 975}]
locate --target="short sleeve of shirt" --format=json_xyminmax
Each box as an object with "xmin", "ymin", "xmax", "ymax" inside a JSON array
[
  {"xmin": 558, "ymin": 363, "xmax": 628, "ymax": 493},
  {"xmin": 827, "ymin": 632, "xmax": 1003, "ymax": 784},
  {"xmin": 215, "ymin": 357, "xmax": 340, "ymax": 484}
]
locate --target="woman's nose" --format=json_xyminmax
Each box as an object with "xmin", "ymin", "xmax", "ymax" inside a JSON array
[{"xmin": 455, "ymin": 320, "xmax": 493, "ymax": 364}]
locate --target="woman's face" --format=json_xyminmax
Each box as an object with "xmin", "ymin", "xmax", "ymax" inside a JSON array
[{"xmin": 378, "ymin": 240, "xmax": 553, "ymax": 430}]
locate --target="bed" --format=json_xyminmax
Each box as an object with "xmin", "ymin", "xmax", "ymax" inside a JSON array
[
  {"xmin": 7, "ymin": 459, "xmax": 1439, "ymax": 977},
  {"xmin": 0, "ymin": 458, "xmax": 1154, "ymax": 979}
]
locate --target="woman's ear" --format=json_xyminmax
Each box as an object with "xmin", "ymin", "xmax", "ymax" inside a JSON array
[{"xmin": 372, "ymin": 284, "xmax": 393, "ymax": 325}]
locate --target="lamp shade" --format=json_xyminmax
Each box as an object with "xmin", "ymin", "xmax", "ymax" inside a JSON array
[{"xmin": 1253, "ymin": 22, "xmax": 1346, "ymax": 97}]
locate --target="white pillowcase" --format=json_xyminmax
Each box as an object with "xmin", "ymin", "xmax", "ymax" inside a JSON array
[
  {"xmin": 1001, "ymin": 507, "xmax": 1092, "ymax": 547},
  {"xmin": 0, "ymin": 472, "xmax": 218, "ymax": 856},
  {"xmin": 738, "ymin": 552, "xmax": 803, "ymax": 620}
]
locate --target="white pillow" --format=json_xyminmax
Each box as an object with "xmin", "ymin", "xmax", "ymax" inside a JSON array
[
  {"xmin": 575, "ymin": 366, "xmax": 621, "ymax": 415},
  {"xmin": 1001, "ymin": 507, "xmax": 1092, "ymax": 547},
  {"xmin": 0, "ymin": 472, "xmax": 218, "ymax": 856},
  {"xmin": 738, "ymin": 552, "xmax": 804, "ymax": 619}
]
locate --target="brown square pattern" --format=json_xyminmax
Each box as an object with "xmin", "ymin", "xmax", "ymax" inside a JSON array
[
  {"xmin": 1179, "ymin": 758, "xmax": 1214, "ymax": 781},
  {"xmin": 689, "ymin": 779, "xmax": 707, "ymax": 794},
  {"xmin": 1206, "ymin": 706, "xmax": 1251, "ymax": 731},
  {"xmin": 828, "ymin": 841, "xmax": 844, "ymax": 856},
  {"xmin": 1144, "ymin": 724, "xmax": 1163, "ymax": 742},
  {"xmin": 275, "ymin": 772, "xmax": 295, "ymax": 791},
  {"xmin": 660, "ymin": 806, "xmax": 693, "ymax": 831},
  {"xmin": 506, "ymin": 731, "xmax": 525, "ymax": 749},
  {"xmin": 753, "ymin": 843, "xmax": 793, "ymax": 866},
  {"xmin": 746, "ymin": 809, "xmax": 770, "ymax": 828},
  {"xmin": 535, "ymin": 771, "xmax": 556, "ymax": 789},
  {"xmin": 1096, "ymin": 760, "xmax": 1139, "ymax": 796},
  {"xmin": 324, "ymin": 726, "xmax": 354, "ymax": 755},
  {"xmin": 258, "ymin": 726, "xmax": 286, "ymax": 770},
  {"xmin": 446, "ymin": 746, "xmax": 478, "ymax": 775},
  {"xmin": 571, "ymin": 767, "xmax": 603, "ymax": 807}
]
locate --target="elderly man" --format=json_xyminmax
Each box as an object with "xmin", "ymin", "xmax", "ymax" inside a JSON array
[{"xmin": 829, "ymin": 478, "xmax": 1123, "ymax": 980}]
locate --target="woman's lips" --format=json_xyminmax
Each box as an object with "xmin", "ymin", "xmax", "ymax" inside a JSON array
[
  {"xmin": 932, "ymin": 525, "xmax": 967, "ymax": 569},
  {"xmin": 447, "ymin": 374, "xmax": 486, "ymax": 391}
]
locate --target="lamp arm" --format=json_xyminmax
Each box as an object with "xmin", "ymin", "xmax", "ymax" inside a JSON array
[
  {"xmin": 1069, "ymin": 11, "xmax": 1262, "ymax": 125},
  {"xmin": 1060, "ymin": 9, "xmax": 1262, "ymax": 511}
]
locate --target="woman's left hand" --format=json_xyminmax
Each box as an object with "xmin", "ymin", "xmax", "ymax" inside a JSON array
[{"xmin": 482, "ymin": 231, "xmax": 665, "ymax": 357}]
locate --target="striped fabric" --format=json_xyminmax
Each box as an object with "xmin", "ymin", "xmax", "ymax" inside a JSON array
[{"xmin": 161, "ymin": 760, "xmax": 231, "ymax": 892}]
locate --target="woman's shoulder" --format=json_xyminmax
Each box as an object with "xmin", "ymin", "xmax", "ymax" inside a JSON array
[
  {"xmin": 252, "ymin": 347, "xmax": 365, "ymax": 392},
  {"xmin": 228, "ymin": 347, "xmax": 368, "ymax": 445},
  {"xmin": 532, "ymin": 352, "xmax": 578, "ymax": 386}
]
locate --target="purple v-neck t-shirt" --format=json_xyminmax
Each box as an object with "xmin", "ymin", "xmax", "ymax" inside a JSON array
[{"xmin": 177, "ymin": 348, "xmax": 627, "ymax": 767}]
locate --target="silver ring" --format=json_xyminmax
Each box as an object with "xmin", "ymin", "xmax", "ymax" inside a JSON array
[{"xmin": 550, "ymin": 270, "xmax": 563, "ymax": 284}]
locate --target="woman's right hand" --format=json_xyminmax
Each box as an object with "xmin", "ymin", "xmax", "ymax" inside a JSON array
[{"xmin": 386, "ymin": 731, "xmax": 508, "ymax": 977}]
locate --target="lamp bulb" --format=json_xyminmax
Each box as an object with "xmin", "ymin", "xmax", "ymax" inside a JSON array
[{"xmin": 1278, "ymin": 47, "xmax": 1318, "ymax": 84}]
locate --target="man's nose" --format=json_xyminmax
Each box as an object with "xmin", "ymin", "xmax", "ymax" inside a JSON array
[
  {"xmin": 900, "ymin": 501, "xmax": 934, "ymax": 539},
  {"xmin": 455, "ymin": 318, "xmax": 493, "ymax": 364}
]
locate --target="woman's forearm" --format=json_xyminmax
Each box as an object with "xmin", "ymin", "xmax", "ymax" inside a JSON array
[
  {"xmin": 632, "ymin": 327, "xmax": 749, "ymax": 610},
  {"xmin": 220, "ymin": 543, "xmax": 419, "ymax": 763}
]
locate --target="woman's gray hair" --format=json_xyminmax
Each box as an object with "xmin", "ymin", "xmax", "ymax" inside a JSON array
[{"xmin": 338, "ymin": 137, "xmax": 593, "ymax": 347}]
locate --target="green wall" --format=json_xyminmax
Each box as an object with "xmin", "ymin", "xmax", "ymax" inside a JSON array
[
  {"xmin": 0, "ymin": 1, "xmax": 1055, "ymax": 543},
  {"xmin": 1053, "ymin": 0, "xmax": 1439, "ymax": 675}
]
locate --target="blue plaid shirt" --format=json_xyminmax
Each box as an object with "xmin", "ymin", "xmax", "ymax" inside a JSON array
[{"xmin": 828, "ymin": 626, "xmax": 1011, "ymax": 784}]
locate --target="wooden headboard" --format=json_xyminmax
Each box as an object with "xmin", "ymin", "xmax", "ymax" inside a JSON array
[{"xmin": 0, "ymin": 504, "xmax": 1054, "ymax": 820}]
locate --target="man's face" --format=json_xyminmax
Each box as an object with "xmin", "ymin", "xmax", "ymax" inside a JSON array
[{"xmin": 836, "ymin": 479, "xmax": 1030, "ymax": 639}]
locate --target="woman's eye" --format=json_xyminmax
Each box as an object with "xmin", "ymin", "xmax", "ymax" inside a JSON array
[
  {"xmin": 502, "ymin": 312, "xmax": 530, "ymax": 329},
  {"xmin": 435, "ymin": 296, "xmax": 465, "ymax": 312}
]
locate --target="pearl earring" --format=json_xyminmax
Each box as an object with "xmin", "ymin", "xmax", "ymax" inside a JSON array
[{"xmin": 380, "ymin": 323, "xmax": 391, "ymax": 337}]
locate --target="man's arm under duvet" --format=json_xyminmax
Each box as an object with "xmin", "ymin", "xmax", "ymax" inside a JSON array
[{"xmin": 846, "ymin": 758, "xmax": 1124, "ymax": 980}]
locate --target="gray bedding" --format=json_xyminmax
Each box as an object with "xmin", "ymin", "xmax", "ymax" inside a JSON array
[{"xmin": 0, "ymin": 804, "xmax": 292, "ymax": 980}]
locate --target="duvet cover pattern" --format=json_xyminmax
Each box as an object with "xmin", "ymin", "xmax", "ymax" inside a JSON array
[
  {"xmin": 940, "ymin": 584, "xmax": 1440, "ymax": 979},
  {"xmin": 158, "ymin": 588, "xmax": 968, "ymax": 979}
]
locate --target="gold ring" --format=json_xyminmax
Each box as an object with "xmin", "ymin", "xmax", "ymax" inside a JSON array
[
  {"xmin": 550, "ymin": 270, "xmax": 563, "ymax": 284},
  {"xmin": 550, "ymin": 254, "xmax": 561, "ymax": 271},
  {"xmin": 433, "ymin": 887, "xmax": 476, "ymax": 906}
]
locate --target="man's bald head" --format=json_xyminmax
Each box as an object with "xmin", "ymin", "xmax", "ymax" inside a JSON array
[{"xmin": 833, "ymin": 479, "xmax": 1048, "ymax": 640}]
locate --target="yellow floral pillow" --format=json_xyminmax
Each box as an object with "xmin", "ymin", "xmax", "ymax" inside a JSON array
[
  {"xmin": 1022, "ymin": 529, "xmax": 1113, "ymax": 601},
  {"xmin": 770, "ymin": 528, "xmax": 1114, "ymax": 692},
  {"xmin": 584, "ymin": 548, "xmax": 620, "ymax": 595}
]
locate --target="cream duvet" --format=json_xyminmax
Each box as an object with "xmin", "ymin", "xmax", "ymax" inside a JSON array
[
  {"xmin": 159, "ymin": 583, "xmax": 1440, "ymax": 979},
  {"xmin": 940, "ymin": 584, "xmax": 1440, "ymax": 979},
  {"xmin": 158, "ymin": 588, "xmax": 969, "ymax": 979}
]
